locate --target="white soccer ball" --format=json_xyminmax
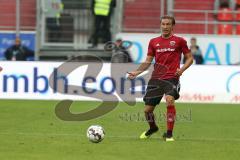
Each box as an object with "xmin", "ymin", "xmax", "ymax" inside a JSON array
[{"xmin": 86, "ymin": 125, "xmax": 105, "ymax": 143}]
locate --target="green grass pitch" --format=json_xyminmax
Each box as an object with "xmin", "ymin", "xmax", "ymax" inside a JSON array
[{"xmin": 0, "ymin": 100, "xmax": 240, "ymax": 160}]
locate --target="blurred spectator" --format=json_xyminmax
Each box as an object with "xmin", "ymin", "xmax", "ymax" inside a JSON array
[
  {"xmin": 4, "ymin": 38, "xmax": 34, "ymax": 61},
  {"xmin": 218, "ymin": 23, "xmax": 233, "ymax": 34},
  {"xmin": 89, "ymin": 0, "xmax": 116, "ymax": 48},
  {"xmin": 214, "ymin": 0, "xmax": 235, "ymax": 20},
  {"xmin": 184, "ymin": 37, "xmax": 203, "ymax": 64},
  {"xmin": 214, "ymin": 0, "xmax": 235, "ymax": 10},
  {"xmin": 236, "ymin": 0, "xmax": 240, "ymax": 9},
  {"xmin": 189, "ymin": 37, "xmax": 204, "ymax": 64},
  {"xmin": 43, "ymin": 0, "xmax": 64, "ymax": 42},
  {"xmin": 235, "ymin": 0, "xmax": 240, "ymax": 24},
  {"xmin": 111, "ymin": 39, "xmax": 133, "ymax": 63},
  {"xmin": 46, "ymin": 18, "xmax": 62, "ymax": 42}
]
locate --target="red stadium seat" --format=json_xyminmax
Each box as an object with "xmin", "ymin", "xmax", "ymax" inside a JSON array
[
  {"xmin": 235, "ymin": 8, "xmax": 240, "ymax": 21},
  {"xmin": 236, "ymin": 25, "xmax": 240, "ymax": 34},
  {"xmin": 217, "ymin": 8, "xmax": 233, "ymax": 21},
  {"xmin": 217, "ymin": 24, "xmax": 233, "ymax": 34}
]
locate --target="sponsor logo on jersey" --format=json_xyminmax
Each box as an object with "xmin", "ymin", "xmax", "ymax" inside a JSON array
[{"xmin": 157, "ymin": 48, "xmax": 175, "ymax": 53}]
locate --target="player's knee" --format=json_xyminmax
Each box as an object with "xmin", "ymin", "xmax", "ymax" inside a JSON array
[
  {"xmin": 144, "ymin": 108, "xmax": 152, "ymax": 113},
  {"xmin": 166, "ymin": 96, "xmax": 175, "ymax": 106},
  {"xmin": 144, "ymin": 105, "xmax": 154, "ymax": 113}
]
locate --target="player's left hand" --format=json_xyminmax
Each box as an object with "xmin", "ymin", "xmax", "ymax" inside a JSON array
[
  {"xmin": 0, "ymin": 66, "xmax": 2, "ymax": 73},
  {"xmin": 175, "ymin": 68, "xmax": 183, "ymax": 77}
]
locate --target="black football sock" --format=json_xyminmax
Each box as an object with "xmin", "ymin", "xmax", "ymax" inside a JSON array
[{"xmin": 145, "ymin": 112, "xmax": 158, "ymax": 129}]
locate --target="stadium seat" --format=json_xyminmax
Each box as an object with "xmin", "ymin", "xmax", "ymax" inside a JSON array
[
  {"xmin": 235, "ymin": 8, "xmax": 240, "ymax": 21},
  {"xmin": 217, "ymin": 8, "xmax": 233, "ymax": 21},
  {"xmin": 236, "ymin": 25, "xmax": 240, "ymax": 34},
  {"xmin": 217, "ymin": 24, "xmax": 233, "ymax": 34}
]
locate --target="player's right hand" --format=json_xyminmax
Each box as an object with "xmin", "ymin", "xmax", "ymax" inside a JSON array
[{"xmin": 127, "ymin": 71, "xmax": 141, "ymax": 79}]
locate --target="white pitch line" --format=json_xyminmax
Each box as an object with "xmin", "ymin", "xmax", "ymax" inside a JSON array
[{"xmin": 1, "ymin": 132, "xmax": 240, "ymax": 142}]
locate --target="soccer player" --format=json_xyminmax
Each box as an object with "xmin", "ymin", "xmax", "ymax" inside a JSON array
[{"xmin": 128, "ymin": 15, "xmax": 193, "ymax": 141}]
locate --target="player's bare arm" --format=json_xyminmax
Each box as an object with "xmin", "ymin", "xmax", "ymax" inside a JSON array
[
  {"xmin": 176, "ymin": 52, "xmax": 193, "ymax": 76},
  {"xmin": 128, "ymin": 56, "xmax": 154, "ymax": 79}
]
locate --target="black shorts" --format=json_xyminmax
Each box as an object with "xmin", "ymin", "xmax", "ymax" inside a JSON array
[{"xmin": 143, "ymin": 78, "xmax": 180, "ymax": 106}]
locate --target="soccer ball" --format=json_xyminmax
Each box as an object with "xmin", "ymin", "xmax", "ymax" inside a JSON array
[{"xmin": 86, "ymin": 125, "xmax": 105, "ymax": 143}]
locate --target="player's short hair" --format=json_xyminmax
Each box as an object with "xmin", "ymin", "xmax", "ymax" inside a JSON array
[
  {"xmin": 191, "ymin": 37, "xmax": 196, "ymax": 41},
  {"xmin": 160, "ymin": 15, "xmax": 176, "ymax": 26}
]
